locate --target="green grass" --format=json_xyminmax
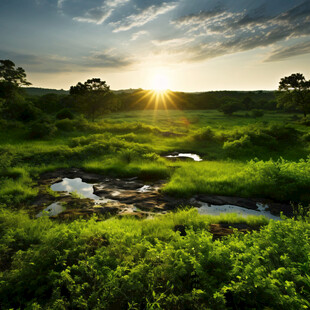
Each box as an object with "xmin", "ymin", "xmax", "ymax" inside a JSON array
[
  {"xmin": 1, "ymin": 208, "xmax": 309, "ymax": 309},
  {"xmin": 1, "ymin": 110, "xmax": 310, "ymax": 309},
  {"xmin": 163, "ymin": 158, "xmax": 310, "ymax": 202},
  {"xmin": 83, "ymin": 157, "xmax": 170, "ymax": 180},
  {"xmin": 1, "ymin": 110, "xmax": 310, "ymax": 205}
]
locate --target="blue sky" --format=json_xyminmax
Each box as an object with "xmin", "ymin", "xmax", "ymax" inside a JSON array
[{"xmin": 1, "ymin": 0, "xmax": 310, "ymax": 91}]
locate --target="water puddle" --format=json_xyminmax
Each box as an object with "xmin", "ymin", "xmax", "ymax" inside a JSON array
[
  {"xmin": 42, "ymin": 174, "xmax": 284, "ymax": 221},
  {"xmin": 166, "ymin": 153, "xmax": 202, "ymax": 161},
  {"xmin": 36, "ymin": 202, "xmax": 66, "ymax": 218},
  {"xmin": 197, "ymin": 202, "xmax": 281, "ymax": 221},
  {"xmin": 138, "ymin": 185, "xmax": 152, "ymax": 192},
  {"xmin": 51, "ymin": 178, "xmax": 101, "ymax": 200}
]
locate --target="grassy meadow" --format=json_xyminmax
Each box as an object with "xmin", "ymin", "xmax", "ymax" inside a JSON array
[
  {"xmin": 1, "ymin": 0, "xmax": 310, "ymax": 305},
  {"xmin": 1, "ymin": 108, "xmax": 310, "ymax": 309},
  {"xmin": 1, "ymin": 110, "xmax": 310, "ymax": 206}
]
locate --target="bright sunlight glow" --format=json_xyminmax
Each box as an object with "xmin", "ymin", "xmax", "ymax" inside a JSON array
[{"xmin": 151, "ymin": 74, "xmax": 170, "ymax": 92}]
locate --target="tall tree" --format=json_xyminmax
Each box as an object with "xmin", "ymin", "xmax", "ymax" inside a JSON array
[
  {"xmin": 0, "ymin": 60, "xmax": 31, "ymax": 99},
  {"xmin": 70, "ymin": 78, "xmax": 111, "ymax": 121},
  {"xmin": 0, "ymin": 60, "xmax": 31, "ymax": 86},
  {"xmin": 277, "ymin": 73, "xmax": 310, "ymax": 117}
]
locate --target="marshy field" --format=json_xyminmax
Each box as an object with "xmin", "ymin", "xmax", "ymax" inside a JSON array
[
  {"xmin": 1, "ymin": 105, "xmax": 310, "ymax": 309},
  {"xmin": 2, "ymin": 0, "xmax": 310, "ymax": 307}
]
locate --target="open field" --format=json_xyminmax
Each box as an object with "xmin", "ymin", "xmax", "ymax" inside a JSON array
[
  {"xmin": 2, "ymin": 0, "xmax": 310, "ymax": 306},
  {"xmin": 1, "ymin": 110, "xmax": 310, "ymax": 206},
  {"xmin": 1, "ymin": 109, "xmax": 310, "ymax": 309}
]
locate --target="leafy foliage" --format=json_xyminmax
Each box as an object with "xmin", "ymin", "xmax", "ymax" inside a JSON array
[
  {"xmin": 277, "ymin": 73, "xmax": 310, "ymax": 117},
  {"xmin": 56, "ymin": 108, "xmax": 74, "ymax": 120},
  {"xmin": 0, "ymin": 209, "xmax": 309, "ymax": 309},
  {"xmin": 0, "ymin": 59, "xmax": 31, "ymax": 86},
  {"xmin": 69, "ymin": 78, "xmax": 112, "ymax": 121},
  {"xmin": 1, "ymin": 93, "xmax": 41, "ymax": 122},
  {"xmin": 219, "ymin": 99, "xmax": 241, "ymax": 115},
  {"xmin": 28, "ymin": 118, "xmax": 57, "ymax": 139}
]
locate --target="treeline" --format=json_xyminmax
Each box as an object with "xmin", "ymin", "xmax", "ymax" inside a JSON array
[
  {"xmin": 23, "ymin": 87, "xmax": 68, "ymax": 96},
  {"xmin": 114, "ymin": 89, "xmax": 277, "ymax": 111},
  {"xmin": 1, "ymin": 59, "xmax": 309, "ymax": 132},
  {"xmin": 22, "ymin": 88, "xmax": 278, "ymax": 116}
]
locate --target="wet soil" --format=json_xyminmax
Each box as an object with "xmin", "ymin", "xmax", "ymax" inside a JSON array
[{"xmin": 31, "ymin": 168, "xmax": 293, "ymax": 222}]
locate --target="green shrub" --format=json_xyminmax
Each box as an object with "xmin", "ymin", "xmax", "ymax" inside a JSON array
[
  {"xmin": 300, "ymin": 116, "xmax": 310, "ymax": 126},
  {"xmin": 164, "ymin": 158, "xmax": 310, "ymax": 203},
  {"xmin": 118, "ymin": 148, "xmax": 139, "ymax": 163},
  {"xmin": 243, "ymin": 157, "xmax": 310, "ymax": 202},
  {"xmin": 222, "ymin": 123, "xmax": 300, "ymax": 155},
  {"xmin": 55, "ymin": 118, "xmax": 75, "ymax": 131},
  {"xmin": 28, "ymin": 119, "xmax": 57, "ymax": 139},
  {"xmin": 223, "ymin": 135, "xmax": 252, "ymax": 155},
  {"xmin": 56, "ymin": 108, "xmax": 74, "ymax": 120},
  {"xmin": 0, "ymin": 168, "xmax": 38, "ymax": 205},
  {"xmin": 118, "ymin": 132, "xmax": 138, "ymax": 142},
  {"xmin": 219, "ymin": 101, "xmax": 240, "ymax": 115},
  {"xmin": 1, "ymin": 95, "xmax": 42, "ymax": 122},
  {"xmin": 142, "ymin": 152, "xmax": 160, "ymax": 161},
  {"xmin": 0, "ymin": 148, "xmax": 18, "ymax": 169},
  {"xmin": 191, "ymin": 126, "xmax": 215, "ymax": 141},
  {"xmin": 72, "ymin": 114, "xmax": 89, "ymax": 130},
  {"xmin": 0, "ymin": 167, "xmax": 27, "ymax": 180},
  {"xmin": 0, "ymin": 210, "xmax": 309, "ymax": 309},
  {"xmin": 266, "ymin": 124, "xmax": 299, "ymax": 141},
  {"xmin": 303, "ymin": 132, "xmax": 310, "ymax": 142}
]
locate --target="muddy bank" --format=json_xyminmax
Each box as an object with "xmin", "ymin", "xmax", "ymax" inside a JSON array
[
  {"xmin": 209, "ymin": 223, "xmax": 259, "ymax": 240},
  {"xmin": 32, "ymin": 168, "xmax": 292, "ymax": 221},
  {"xmin": 32, "ymin": 168, "xmax": 197, "ymax": 220}
]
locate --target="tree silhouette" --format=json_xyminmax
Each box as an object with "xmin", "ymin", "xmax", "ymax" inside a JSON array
[
  {"xmin": 0, "ymin": 60, "xmax": 31, "ymax": 100},
  {"xmin": 69, "ymin": 78, "xmax": 111, "ymax": 121},
  {"xmin": 0, "ymin": 60, "xmax": 31, "ymax": 86},
  {"xmin": 277, "ymin": 73, "xmax": 310, "ymax": 117}
]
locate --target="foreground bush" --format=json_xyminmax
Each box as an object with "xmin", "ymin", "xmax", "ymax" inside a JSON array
[{"xmin": 0, "ymin": 209, "xmax": 309, "ymax": 309}]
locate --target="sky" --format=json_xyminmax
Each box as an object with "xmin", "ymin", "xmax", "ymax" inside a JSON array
[{"xmin": 1, "ymin": 0, "xmax": 310, "ymax": 91}]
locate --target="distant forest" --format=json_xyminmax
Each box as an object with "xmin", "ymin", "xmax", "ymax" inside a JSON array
[
  {"xmin": 23, "ymin": 87, "xmax": 278, "ymax": 112},
  {"xmin": 23, "ymin": 87, "xmax": 69, "ymax": 96}
]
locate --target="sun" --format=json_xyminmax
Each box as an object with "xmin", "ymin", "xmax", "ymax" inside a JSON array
[{"xmin": 151, "ymin": 73, "xmax": 169, "ymax": 92}]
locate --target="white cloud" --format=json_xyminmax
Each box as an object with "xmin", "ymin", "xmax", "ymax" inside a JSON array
[
  {"xmin": 105, "ymin": 0, "xmax": 130, "ymax": 8},
  {"xmin": 131, "ymin": 30, "xmax": 148, "ymax": 40},
  {"xmin": 265, "ymin": 40, "xmax": 310, "ymax": 62},
  {"xmin": 151, "ymin": 37, "xmax": 195, "ymax": 47},
  {"xmin": 71, "ymin": 0, "xmax": 130, "ymax": 25},
  {"xmin": 73, "ymin": 7, "xmax": 113, "ymax": 24},
  {"xmin": 111, "ymin": 2, "xmax": 178, "ymax": 32}
]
